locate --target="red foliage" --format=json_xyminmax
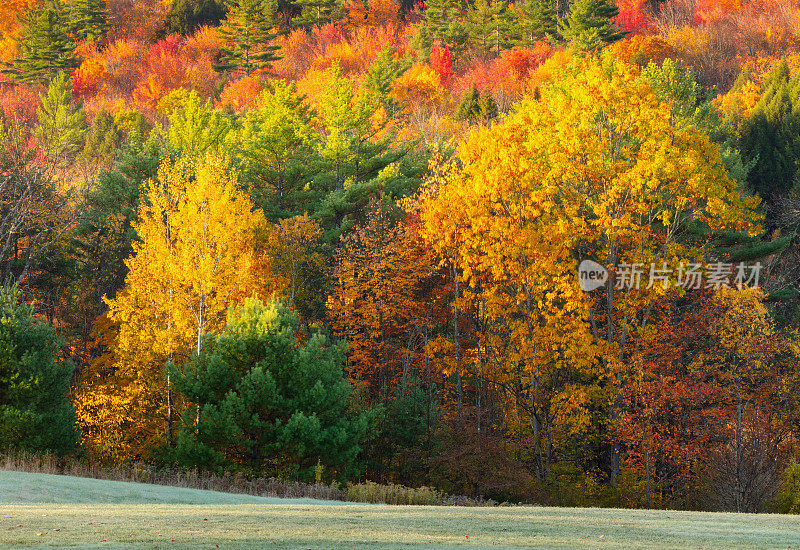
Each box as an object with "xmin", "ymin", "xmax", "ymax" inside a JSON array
[
  {"xmin": 0, "ymin": 83, "xmax": 41, "ymax": 126},
  {"xmin": 615, "ymin": 0, "xmax": 654, "ymax": 34},
  {"xmin": 453, "ymin": 44, "xmax": 556, "ymax": 109},
  {"xmin": 150, "ymin": 35, "xmax": 182, "ymax": 59},
  {"xmin": 430, "ymin": 45, "xmax": 453, "ymax": 88}
]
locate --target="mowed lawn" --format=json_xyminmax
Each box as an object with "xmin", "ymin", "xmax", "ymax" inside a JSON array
[{"xmin": 2, "ymin": 471, "xmax": 800, "ymax": 549}]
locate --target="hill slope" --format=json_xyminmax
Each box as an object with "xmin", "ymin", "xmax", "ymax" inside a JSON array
[{"xmin": 0, "ymin": 470, "xmax": 339, "ymax": 505}]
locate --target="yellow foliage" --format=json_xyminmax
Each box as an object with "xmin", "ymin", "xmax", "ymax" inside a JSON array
[
  {"xmin": 416, "ymin": 54, "xmax": 762, "ymax": 465},
  {"xmin": 86, "ymin": 154, "xmax": 265, "ymax": 457},
  {"xmin": 391, "ymin": 64, "xmax": 441, "ymax": 107}
]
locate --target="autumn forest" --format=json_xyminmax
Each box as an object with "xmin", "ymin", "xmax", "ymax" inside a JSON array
[{"xmin": 3, "ymin": 0, "xmax": 800, "ymax": 513}]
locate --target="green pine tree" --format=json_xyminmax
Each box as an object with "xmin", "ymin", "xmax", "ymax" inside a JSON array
[
  {"xmin": 216, "ymin": 0, "xmax": 282, "ymax": 75},
  {"xmin": 0, "ymin": 284, "xmax": 78, "ymax": 455},
  {"xmin": 514, "ymin": 0, "xmax": 557, "ymax": 47},
  {"xmin": 479, "ymin": 90, "xmax": 498, "ymax": 120},
  {"xmin": 169, "ymin": 297, "xmax": 371, "ymax": 480},
  {"xmin": 422, "ymin": 0, "xmax": 468, "ymax": 58},
  {"xmin": 456, "ymin": 85, "xmax": 481, "ymax": 121},
  {"xmin": 232, "ymin": 81, "xmax": 316, "ymax": 219},
  {"xmin": 740, "ymin": 60, "xmax": 800, "ymax": 202},
  {"xmin": 67, "ymin": 0, "xmax": 112, "ymax": 43},
  {"xmin": 36, "ymin": 71, "xmax": 87, "ymax": 162},
  {"xmin": 465, "ymin": 0, "xmax": 497, "ymax": 54},
  {"xmin": 292, "ymin": 0, "xmax": 342, "ymax": 28},
  {"xmin": 364, "ymin": 46, "xmax": 407, "ymax": 115},
  {"xmin": 3, "ymin": 1, "xmax": 78, "ymax": 84},
  {"xmin": 164, "ymin": 0, "xmax": 226, "ymax": 35},
  {"xmin": 558, "ymin": 0, "xmax": 626, "ymax": 52}
]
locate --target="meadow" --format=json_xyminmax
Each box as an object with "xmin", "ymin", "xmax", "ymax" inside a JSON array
[{"xmin": 2, "ymin": 471, "xmax": 800, "ymax": 549}]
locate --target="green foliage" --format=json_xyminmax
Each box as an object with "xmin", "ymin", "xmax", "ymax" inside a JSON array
[
  {"xmin": 465, "ymin": 0, "xmax": 502, "ymax": 55},
  {"xmin": 346, "ymin": 480, "xmax": 445, "ymax": 505},
  {"xmin": 216, "ymin": 0, "xmax": 282, "ymax": 75},
  {"xmin": 0, "ymin": 285, "xmax": 78, "ymax": 455},
  {"xmin": 739, "ymin": 59, "xmax": 800, "ymax": 201},
  {"xmin": 169, "ymin": 297, "xmax": 371, "ymax": 481},
  {"xmin": 3, "ymin": 0, "xmax": 78, "ymax": 84},
  {"xmin": 514, "ymin": 0, "xmax": 557, "ymax": 47},
  {"xmin": 67, "ymin": 0, "xmax": 112, "ymax": 43},
  {"xmin": 776, "ymin": 459, "xmax": 800, "ymax": 513},
  {"xmin": 164, "ymin": 0, "xmax": 226, "ymax": 35},
  {"xmin": 72, "ymin": 133, "xmax": 161, "ymax": 308},
  {"xmin": 231, "ymin": 81, "xmax": 316, "ymax": 219},
  {"xmin": 364, "ymin": 46, "xmax": 407, "ymax": 115},
  {"xmin": 159, "ymin": 89, "xmax": 233, "ymax": 159},
  {"xmin": 80, "ymin": 111, "xmax": 124, "ymax": 168},
  {"xmin": 292, "ymin": 0, "xmax": 342, "ymax": 28},
  {"xmin": 421, "ymin": 0, "xmax": 468, "ymax": 58},
  {"xmin": 361, "ymin": 376, "xmax": 440, "ymax": 487},
  {"xmin": 36, "ymin": 71, "xmax": 87, "ymax": 162},
  {"xmin": 456, "ymin": 86, "xmax": 498, "ymax": 122},
  {"xmin": 558, "ymin": 0, "xmax": 625, "ymax": 52}
]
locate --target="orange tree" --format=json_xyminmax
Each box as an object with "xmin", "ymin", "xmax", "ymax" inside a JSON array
[{"xmin": 416, "ymin": 52, "xmax": 761, "ymax": 484}]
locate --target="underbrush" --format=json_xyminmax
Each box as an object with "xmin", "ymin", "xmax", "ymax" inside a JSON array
[{"xmin": 0, "ymin": 452, "xmax": 496, "ymax": 507}]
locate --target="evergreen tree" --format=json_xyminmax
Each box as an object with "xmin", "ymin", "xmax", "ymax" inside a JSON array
[
  {"xmin": 456, "ymin": 85, "xmax": 481, "ymax": 120},
  {"xmin": 36, "ymin": 71, "xmax": 87, "ymax": 162},
  {"xmin": 292, "ymin": 0, "xmax": 341, "ymax": 28},
  {"xmin": 422, "ymin": 0, "xmax": 468, "ymax": 58},
  {"xmin": 558, "ymin": 0, "xmax": 625, "ymax": 52},
  {"xmin": 465, "ymin": 0, "xmax": 497, "ymax": 54},
  {"xmin": 80, "ymin": 110, "xmax": 124, "ymax": 169},
  {"xmin": 215, "ymin": 0, "xmax": 282, "ymax": 75},
  {"xmin": 739, "ymin": 60, "xmax": 800, "ymax": 203},
  {"xmin": 164, "ymin": 0, "xmax": 226, "ymax": 35},
  {"xmin": 456, "ymin": 86, "xmax": 497, "ymax": 121},
  {"xmin": 3, "ymin": 1, "xmax": 78, "ymax": 84},
  {"xmin": 67, "ymin": 0, "xmax": 112, "ymax": 43},
  {"xmin": 479, "ymin": 90, "xmax": 498, "ymax": 120},
  {"xmin": 0, "ymin": 285, "xmax": 78, "ymax": 454},
  {"xmin": 169, "ymin": 297, "xmax": 371, "ymax": 480},
  {"xmin": 364, "ymin": 46, "xmax": 406, "ymax": 114},
  {"xmin": 514, "ymin": 0, "xmax": 557, "ymax": 47},
  {"xmin": 233, "ymin": 81, "xmax": 316, "ymax": 219}
]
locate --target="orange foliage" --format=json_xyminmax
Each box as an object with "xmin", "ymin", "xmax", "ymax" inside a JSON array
[
  {"xmin": 107, "ymin": 0, "xmax": 168, "ymax": 41},
  {"xmin": 344, "ymin": 0, "xmax": 401, "ymax": 32},
  {"xmin": 73, "ymin": 58, "xmax": 110, "ymax": 98},
  {"xmin": 391, "ymin": 64, "xmax": 441, "ymax": 108},
  {"xmin": 313, "ymin": 41, "xmax": 369, "ymax": 74},
  {"xmin": 453, "ymin": 44, "xmax": 556, "ymax": 110},
  {"xmin": 694, "ymin": 0, "xmax": 741, "ymax": 23},
  {"xmin": 0, "ymin": 0, "xmax": 41, "ymax": 36},
  {"xmin": 219, "ymin": 74, "xmax": 265, "ymax": 111},
  {"xmin": 611, "ymin": 34, "xmax": 675, "ymax": 66},
  {"xmin": 0, "ymin": 83, "xmax": 40, "ymax": 125}
]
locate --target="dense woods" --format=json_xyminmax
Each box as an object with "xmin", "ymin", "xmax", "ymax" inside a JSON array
[{"xmin": 3, "ymin": 0, "xmax": 800, "ymax": 512}]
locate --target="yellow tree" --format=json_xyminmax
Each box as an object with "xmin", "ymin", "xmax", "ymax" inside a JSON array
[
  {"xmin": 417, "ymin": 53, "xmax": 761, "ymax": 481},
  {"xmin": 93, "ymin": 153, "xmax": 264, "ymax": 453}
]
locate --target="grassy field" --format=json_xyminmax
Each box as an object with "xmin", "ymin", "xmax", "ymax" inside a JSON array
[{"xmin": 2, "ymin": 471, "xmax": 800, "ymax": 549}]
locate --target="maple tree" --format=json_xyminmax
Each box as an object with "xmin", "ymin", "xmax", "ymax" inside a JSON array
[{"xmin": 328, "ymin": 206, "xmax": 435, "ymax": 395}]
